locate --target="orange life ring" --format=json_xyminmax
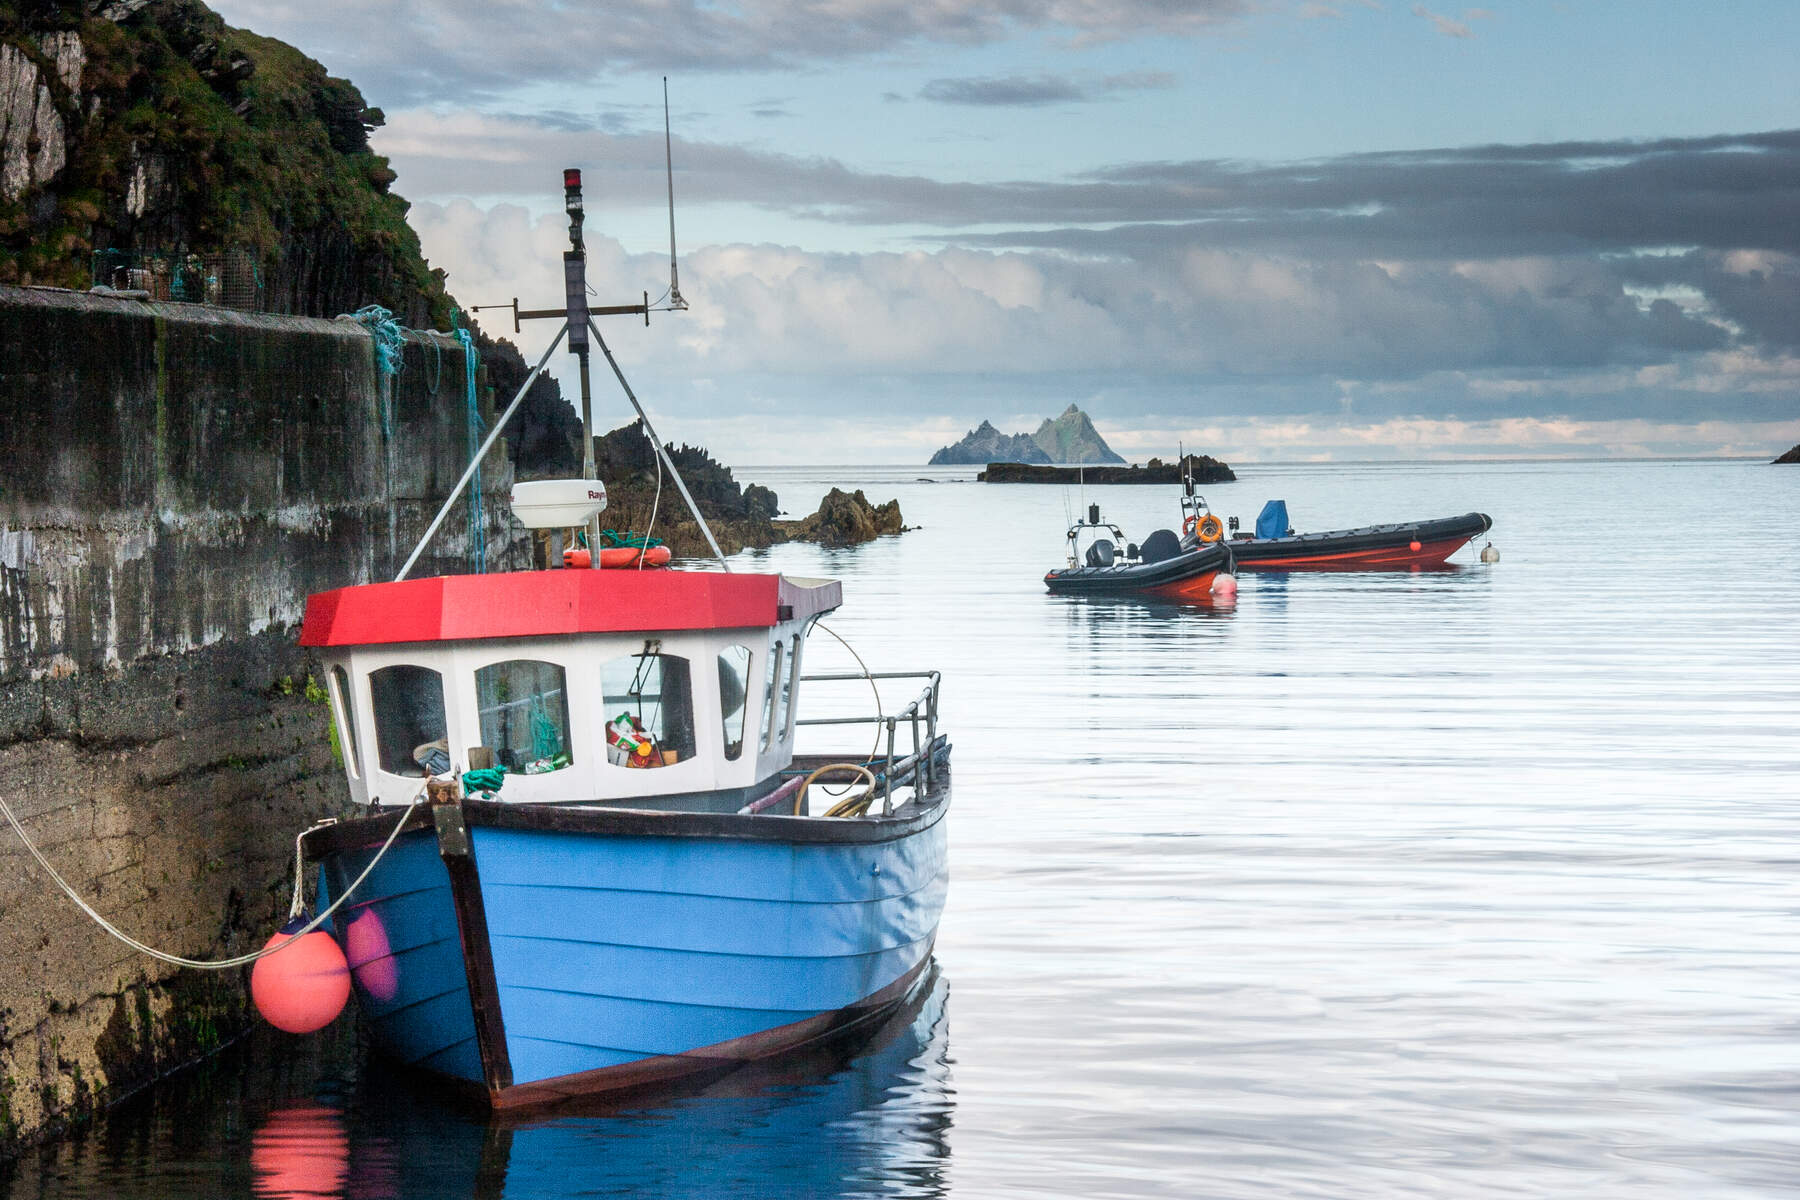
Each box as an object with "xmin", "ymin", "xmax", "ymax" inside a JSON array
[
  {"xmin": 601, "ymin": 545, "xmax": 672, "ymax": 568},
  {"xmin": 1195, "ymin": 514, "xmax": 1224, "ymax": 544},
  {"xmin": 564, "ymin": 545, "xmax": 674, "ymax": 569}
]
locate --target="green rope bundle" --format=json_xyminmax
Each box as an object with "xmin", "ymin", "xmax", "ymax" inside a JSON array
[
  {"xmin": 463, "ymin": 766, "xmax": 507, "ymax": 798},
  {"xmin": 597, "ymin": 528, "xmax": 665, "ymax": 550}
]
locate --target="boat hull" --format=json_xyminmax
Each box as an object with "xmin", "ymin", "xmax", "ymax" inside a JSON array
[
  {"xmin": 1228, "ymin": 512, "xmax": 1491, "ymax": 571},
  {"xmin": 310, "ymin": 764, "xmax": 950, "ymax": 1110},
  {"xmin": 1045, "ymin": 540, "xmax": 1232, "ymax": 597}
]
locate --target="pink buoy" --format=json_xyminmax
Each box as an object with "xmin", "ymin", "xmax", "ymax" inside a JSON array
[
  {"xmin": 344, "ymin": 908, "xmax": 399, "ymax": 1003},
  {"xmin": 1409, "ymin": 540, "xmax": 1422, "ymax": 552},
  {"xmin": 251, "ymin": 917, "xmax": 350, "ymax": 1034}
]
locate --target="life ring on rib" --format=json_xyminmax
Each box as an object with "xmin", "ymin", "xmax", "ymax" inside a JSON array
[
  {"xmin": 564, "ymin": 545, "xmax": 673, "ymax": 569},
  {"xmin": 599, "ymin": 545, "xmax": 672, "ymax": 568},
  {"xmin": 1195, "ymin": 515, "xmax": 1224, "ymax": 544}
]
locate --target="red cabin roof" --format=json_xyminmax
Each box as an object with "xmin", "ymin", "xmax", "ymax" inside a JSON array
[{"xmin": 299, "ymin": 570, "xmax": 842, "ymax": 648}]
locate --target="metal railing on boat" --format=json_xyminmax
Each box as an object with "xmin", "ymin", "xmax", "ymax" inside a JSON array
[{"xmin": 794, "ymin": 671, "xmax": 941, "ymax": 813}]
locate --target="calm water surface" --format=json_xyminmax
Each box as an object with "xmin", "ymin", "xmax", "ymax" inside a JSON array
[{"xmin": 5, "ymin": 459, "xmax": 1799, "ymax": 1199}]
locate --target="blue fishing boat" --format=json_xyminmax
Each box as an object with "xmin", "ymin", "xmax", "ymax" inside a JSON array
[
  {"xmin": 286, "ymin": 165, "xmax": 950, "ymax": 1111},
  {"xmin": 297, "ymin": 569, "xmax": 949, "ymax": 1110}
]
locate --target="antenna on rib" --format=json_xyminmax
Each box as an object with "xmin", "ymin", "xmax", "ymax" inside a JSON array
[{"xmin": 663, "ymin": 77, "xmax": 686, "ymax": 311}]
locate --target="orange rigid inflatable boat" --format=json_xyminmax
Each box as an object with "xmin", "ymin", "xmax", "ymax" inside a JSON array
[{"xmin": 1217, "ymin": 509, "xmax": 1493, "ymax": 571}]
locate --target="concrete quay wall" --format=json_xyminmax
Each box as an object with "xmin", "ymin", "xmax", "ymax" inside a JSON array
[{"xmin": 0, "ymin": 284, "xmax": 520, "ymax": 1152}]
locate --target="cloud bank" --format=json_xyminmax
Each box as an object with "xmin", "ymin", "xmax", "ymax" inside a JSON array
[
  {"xmin": 215, "ymin": 0, "xmax": 1248, "ymax": 106},
  {"xmin": 401, "ymin": 125, "xmax": 1800, "ymax": 389}
]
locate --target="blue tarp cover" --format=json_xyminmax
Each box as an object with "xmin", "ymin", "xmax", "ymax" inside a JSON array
[{"xmin": 1256, "ymin": 500, "xmax": 1289, "ymax": 540}]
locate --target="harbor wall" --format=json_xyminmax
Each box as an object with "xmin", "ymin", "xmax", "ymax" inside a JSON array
[{"xmin": 0, "ymin": 284, "xmax": 520, "ymax": 1152}]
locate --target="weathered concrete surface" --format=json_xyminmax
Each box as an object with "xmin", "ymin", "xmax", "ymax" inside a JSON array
[{"xmin": 0, "ymin": 283, "xmax": 518, "ymax": 1153}]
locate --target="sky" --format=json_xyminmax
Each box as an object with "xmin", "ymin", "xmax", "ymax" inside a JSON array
[{"xmin": 209, "ymin": 0, "xmax": 1800, "ymax": 464}]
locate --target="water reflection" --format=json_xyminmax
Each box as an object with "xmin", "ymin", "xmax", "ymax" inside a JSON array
[
  {"xmin": 252, "ymin": 1105, "xmax": 350, "ymax": 1199},
  {"xmin": 1050, "ymin": 593, "xmax": 1237, "ymax": 624},
  {"xmin": 486, "ymin": 968, "xmax": 953, "ymax": 1199},
  {"xmin": 4, "ymin": 970, "xmax": 953, "ymax": 1200}
]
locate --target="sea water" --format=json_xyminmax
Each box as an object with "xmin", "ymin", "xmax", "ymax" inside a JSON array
[{"xmin": 4, "ymin": 458, "xmax": 1798, "ymax": 1199}]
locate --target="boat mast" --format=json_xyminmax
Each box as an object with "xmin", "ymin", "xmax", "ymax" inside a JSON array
[
  {"xmin": 407, "ymin": 157, "xmax": 731, "ymax": 577},
  {"xmin": 663, "ymin": 78, "xmax": 686, "ymax": 311},
  {"xmin": 562, "ymin": 169, "xmax": 603, "ymax": 554}
]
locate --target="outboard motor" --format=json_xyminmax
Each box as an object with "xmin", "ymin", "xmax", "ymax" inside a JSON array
[{"xmin": 1085, "ymin": 539, "xmax": 1116, "ymax": 568}]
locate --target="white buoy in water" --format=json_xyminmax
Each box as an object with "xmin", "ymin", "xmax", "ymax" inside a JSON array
[
  {"xmin": 1211, "ymin": 572, "xmax": 1238, "ymax": 599},
  {"xmin": 1480, "ymin": 542, "xmax": 1499, "ymax": 564}
]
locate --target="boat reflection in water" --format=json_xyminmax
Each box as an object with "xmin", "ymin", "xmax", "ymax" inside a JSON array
[{"xmin": 248, "ymin": 968, "xmax": 953, "ymax": 1200}]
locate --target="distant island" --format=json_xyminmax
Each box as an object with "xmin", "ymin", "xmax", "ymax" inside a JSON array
[
  {"xmin": 930, "ymin": 405, "xmax": 1125, "ymax": 465},
  {"xmin": 1776, "ymin": 444, "xmax": 1800, "ymax": 464},
  {"xmin": 980, "ymin": 453, "xmax": 1235, "ymax": 485}
]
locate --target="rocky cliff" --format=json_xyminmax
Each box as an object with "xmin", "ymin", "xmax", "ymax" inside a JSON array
[
  {"xmin": 929, "ymin": 406, "xmax": 1123, "ymax": 465},
  {"xmin": 928, "ymin": 419, "xmax": 1050, "ymax": 466},
  {"xmin": 1030, "ymin": 404, "xmax": 1125, "ymax": 464},
  {"xmin": 1775, "ymin": 443, "xmax": 1799, "ymax": 464},
  {"xmin": 0, "ymin": 0, "xmax": 449, "ymax": 325}
]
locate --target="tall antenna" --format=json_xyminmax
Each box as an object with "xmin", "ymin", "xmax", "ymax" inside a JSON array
[{"xmin": 663, "ymin": 77, "xmax": 686, "ymax": 311}]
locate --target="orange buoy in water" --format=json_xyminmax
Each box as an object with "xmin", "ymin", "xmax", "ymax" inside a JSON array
[
  {"xmin": 251, "ymin": 917, "xmax": 350, "ymax": 1034},
  {"xmin": 1409, "ymin": 540, "xmax": 1422, "ymax": 552}
]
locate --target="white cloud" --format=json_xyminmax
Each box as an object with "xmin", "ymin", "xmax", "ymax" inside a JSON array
[{"xmin": 1410, "ymin": 4, "xmax": 1490, "ymax": 38}]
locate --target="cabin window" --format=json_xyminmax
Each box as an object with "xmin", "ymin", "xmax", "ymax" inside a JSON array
[
  {"xmin": 717, "ymin": 645, "xmax": 752, "ymax": 761},
  {"xmin": 369, "ymin": 665, "xmax": 447, "ymax": 777},
  {"xmin": 328, "ymin": 665, "xmax": 362, "ymax": 779},
  {"xmin": 778, "ymin": 634, "xmax": 802, "ymax": 738},
  {"xmin": 602, "ymin": 650, "xmax": 696, "ymax": 769},
  {"xmin": 760, "ymin": 640, "xmax": 784, "ymax": 752},
  {"xmin": 475, "ymin": 660, "xmax": 572, "ymax": 774}
]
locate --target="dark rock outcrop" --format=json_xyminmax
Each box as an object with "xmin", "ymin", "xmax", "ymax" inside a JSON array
[
  {"xmin": 1775, "ymin": 444, "xmax": 1800, "ymax": 464},
  {"xmin": 980, "ymin": 453, "xmax": 1235, "ymax": 484},
  {"xmin": 478, "ymin": 329, "xmax": 584, "ymax": 479},
  {"xmin": 580, "ymin": 422, "xmax": 905, "ymax": 556},
  {"xmin": 581, "ymin": 419, "xmax": 787, "ymax": 559},
  {"xmin": 775, "ymin": 488, "xmax": 906, "ymax": 548},
  {"xmin": 929, "ymin": 419, "xmax": 1050, "ymax": 466}
]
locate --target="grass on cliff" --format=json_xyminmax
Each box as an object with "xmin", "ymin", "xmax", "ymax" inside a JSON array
[{"xmin": 0, "ymin": 1, "xmax": 450, "ymax": 325}]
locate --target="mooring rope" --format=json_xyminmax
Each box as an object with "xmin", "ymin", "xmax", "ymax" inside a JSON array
[
  {"xmin": 338, "ymin": 305, "xmax": 406, "ymax": 444},
  {"xmin": 0, "ymin": 795, "xmax": 423, "ymax": 971}
]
